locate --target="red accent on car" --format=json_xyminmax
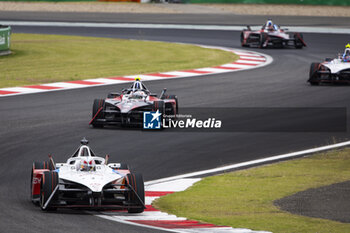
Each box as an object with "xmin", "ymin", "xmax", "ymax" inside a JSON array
[
  {"xmin": 148, "ymin": 96, "xmax": 159, "ymax": 101},
  {"xmin": 296, "ymin": 33, "xmax": 307, "ymax": 47},
  {"xmin": 32, "ymin": 169, "xmax": 50, "ymax": 195},
  {"xmin": 89, "ymin": 107, "xmax": 103, "ymax": 125}
]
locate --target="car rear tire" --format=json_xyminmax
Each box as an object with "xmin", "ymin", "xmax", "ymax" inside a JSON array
[
  {"xmin": 259, "ymin": 32, "xmax": 268, "ymax": 48},
  {"xmin": 294, "ymin": 33, "xmax": 304, "ymax": 49},
  {"xmin": 151, "ymin": 100, "xmax": 164, "ymax": 128},
  {"xmin": 92, "ymin": 99, "xmax": 105, "ymax": 128},
  {"xmin": 33, "ymin": 161, "xmax": 54, "ymax": 170},
  {"xmin": 162, "ymin": 94, "xmax": 179, "ymax": 114},
  {"xmin": 40, "ymin": 171, "xmax": 59, "ymax": 211},
  {"xmin": 240, "ymin": 31, "xmax": 249, "ymax": 47},
  {"xmin": 127, "ymin": 173, "xmax": 145, "ymax": 213},
  {"xmin": 31, "ymin": 161, "xmax": 54, "ymax": 203},
  {"xmin": 309, "ymin": 63, "xmax": 320, "ymax": 85},
  {"xmin": 119, "ymin": 163, "xmax": 130, "ymax": 170}
]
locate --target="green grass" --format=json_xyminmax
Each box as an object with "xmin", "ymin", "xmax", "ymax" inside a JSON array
[
  {"xmin": 154, "ymin": 148, "xmax": 350, "ymax": 233},
  {"xmin": 0, "ymin": 33, "xmax": 238, "ymax": 88}
]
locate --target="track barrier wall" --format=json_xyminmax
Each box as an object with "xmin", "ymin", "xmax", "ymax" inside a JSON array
[
  {"xmin": 0, "ymin": 0, "xmax": 348, "ymax": 4},
  {"xmin": 188, "ymin": 0, "xmax": 349, "ymax": 5},
  {"xmin": 0, "ymin": 26, "xmax": 11, "ymax": 53}
]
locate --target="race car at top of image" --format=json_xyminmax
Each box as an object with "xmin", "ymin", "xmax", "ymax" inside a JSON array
[
  {"xmin": 89, "ymin": 78, "xmax": 178, "ymax": 128},
  {"xmin": 308, "ymin": 44, "xmax": 350, "ymax": 85},
  {"xmin": 30, "ymin": 138, "xmax": 145, "ymax": 212},
  {"xmin": 240, "ymin": 19, "xmax": 306, "ymax": 49}
]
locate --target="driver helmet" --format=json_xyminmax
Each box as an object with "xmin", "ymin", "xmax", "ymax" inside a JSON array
[
  {"xmin": 131, "ymin": 77, "xmax": 143, "ymax": 91},
  {"xmin": 343, "ymin": 43, "xmax": 350, "ymax": 62},
  {"xmin": 80, "ymin": 158, "xmax": 96, "ymax": 171},
  {"xmin": 131, "ymin": 90, "xmax": 146, "ymax": 99},
  {"xmin": 266, "ymin": 19, "xmax": 274, "ymax": 31}
]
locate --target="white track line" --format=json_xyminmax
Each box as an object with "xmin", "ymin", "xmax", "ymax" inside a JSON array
[
  {"xmin": 97, "ymin": 141, "xmax": 350, "ymax": 233},
  {"xmin": 0, "ymin": 45, "xmax": 272, "ymax": 97},
  {"xmin": 96, "ymin": 214, "xmax": 186, "ymax": 233},
  {"xmin": 145, "ymin": 140, "xmax": 350, "ymax": 185},
  {"xmin": 97, "ymin": 178, "xmax": 269, "ymax": 233},
  {"xmin": 0, "ymin": 87, "xmax": 46, "ymax": 93},
  {"xmin": 2, "ymin": 21, "xmax": 350, "ymax": 34}
]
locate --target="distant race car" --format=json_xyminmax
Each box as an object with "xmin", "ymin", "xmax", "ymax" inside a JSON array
[
  {"xmin": 308, "ymin": 44, "xmax": 350, "ymax": 85},
  {"xmin": 240, "ymin": 19, "xmax": 306, "ymax": 49},
  {"xmin": 89, "ymin": 78, "xmax": 178, "ymax": 128},
  {"xmin": 30, "ymin": 138, "xmax": 145, "ymax": 212}
]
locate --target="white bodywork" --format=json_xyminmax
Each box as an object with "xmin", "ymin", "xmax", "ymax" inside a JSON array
[
  {"xmin": 56, "ymin": 145, "xmax": 125, "ymax": 192},
  {"xmin": 322, "ymin": 58, "xmax": 350, "ymax": 73},
  {"xmin": 262, "ymin": 29, "xmax": 290, "ymax": 39}
]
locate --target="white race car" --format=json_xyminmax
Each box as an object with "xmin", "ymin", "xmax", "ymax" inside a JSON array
[
  {"xmin": 90, "ymin": 78, "xmax": 178, "ymax": 128},
  {"xmin": 240, "ymin": 19, "xmax": 306, "ymax": 49},
  {"xmin": 308, "ymin": 55, "xmax": 350, "ymax": 85},
  {"xmin": 30, "ymin": 138, "xmax": 145, "ymax": 212}
]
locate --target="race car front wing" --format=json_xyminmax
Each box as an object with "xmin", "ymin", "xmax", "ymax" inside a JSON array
[{"xmin": 42, "ymin": 180, "xmax": 146, "ymax": 210}]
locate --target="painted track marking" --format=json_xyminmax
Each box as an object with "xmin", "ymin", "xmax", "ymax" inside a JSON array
[
  {"xmin": 2, "ymin": 21, "xmax": 350, "ymax": 34},
  {"xmin": 0, "ymin": 46, "xmax": 272, "ymax": 97},
  {"xmin": 95, "ymin": 140, "xmax": 350, "ymax": 233}
]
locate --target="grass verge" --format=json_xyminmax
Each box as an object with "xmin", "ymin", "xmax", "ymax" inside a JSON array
[
  {"xmin": 0, "ymin": 33, "xmax": 238, "ymax": 88},
  {"xmin": 154, "ymin": 148, "xmax": 350, "ymax": 233}
]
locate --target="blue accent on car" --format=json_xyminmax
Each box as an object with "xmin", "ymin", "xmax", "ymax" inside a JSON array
[{"xmin": 112, "ymin": 169, "xmax": 123, "ymax": 176}]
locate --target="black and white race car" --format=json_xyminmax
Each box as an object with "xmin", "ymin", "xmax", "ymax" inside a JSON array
[
  {"xmin": 90, "ymin": 78, "xmax": 178, "ymax": 128},
  {"xmin": 240, "ymin": 19, "xmax": 306, "ymax": 49},
  {"xmin": 308, "ymin": 45, "xmax": 350, "ymax": 85},
  {"xmin": 31, "ymin": 138, "xmax": 145, "ymax": 212}
]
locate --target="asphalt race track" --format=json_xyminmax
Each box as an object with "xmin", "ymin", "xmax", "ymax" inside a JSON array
[{"xmin": 1, "ymin": 13, "xmax": 350, "ymax": 233}]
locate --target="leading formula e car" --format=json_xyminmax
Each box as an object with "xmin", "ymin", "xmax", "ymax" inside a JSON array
[
  {"xmin": 308, "ymin": 44, "xmax": 350, "ymax": 85},
  {"xmin": 240, "ymin": 19, "xmax": 306, "ymax": 49},
  {"xmin": 90, "ymin": 78, "xmax": 178, "ymax": 128},
  {"xmin": 30, "ymin": 138, "xmax": 145, "ymax": 212}
]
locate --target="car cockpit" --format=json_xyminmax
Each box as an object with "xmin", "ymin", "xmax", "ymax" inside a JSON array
[{"xmin": 66, "ymin": 138, "xmax": 105, "ymax": 170}]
